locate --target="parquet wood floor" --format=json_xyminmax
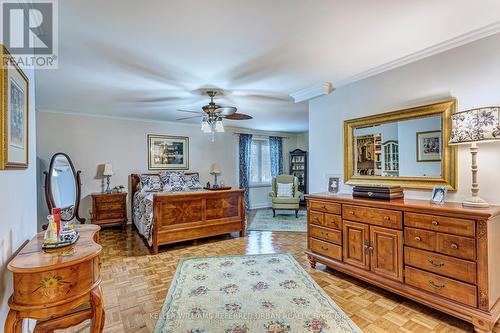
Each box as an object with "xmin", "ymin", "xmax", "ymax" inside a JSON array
[{"xmin": 57, "ymin": 210, "xmax": 500, "ymax": 333}]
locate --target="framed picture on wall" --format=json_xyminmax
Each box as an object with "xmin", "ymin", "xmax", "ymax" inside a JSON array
[
  {"xmin": 148, "ymin": 135, "xmax": 189, "ymax": 170},
  {"xmin": 416, "ymin": 130, "xmax": 441, "ymax": 162},
  {"xmin": 0, "ymin": 45, "xmax": 29, "ymax": 169}
]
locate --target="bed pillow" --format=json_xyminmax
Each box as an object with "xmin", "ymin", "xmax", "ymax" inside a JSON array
[
  {"xmin": 139, "ymin": 174, "xmax": 163, "ymax": 192},
  {"xmin": 277, "ymin": 183, "xmax": 294, "ymax": 197},
  {"xmin": 185, "ymin": 173, "xmax": 203, "ymax": 189},
  {"xmin": 161, "ymin": 171, "xmax": 190, "ymax": 192}
]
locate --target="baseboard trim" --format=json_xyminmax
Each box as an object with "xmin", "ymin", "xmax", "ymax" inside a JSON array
[{"xmin": 250, "ymin": 203, "xmax": 272, "ymax": 210}]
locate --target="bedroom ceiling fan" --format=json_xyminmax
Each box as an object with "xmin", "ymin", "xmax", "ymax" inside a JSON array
[{"xmin": 176, "ymin": 90, "xmax": 253, "ymax": 142}]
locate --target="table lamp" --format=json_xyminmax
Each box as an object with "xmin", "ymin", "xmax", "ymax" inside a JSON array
[
  {"xmin": 103, "ymin": 163, "xmax": 114, "ymax": 193},
  {"xmin": 210, "ymin": 163, "xmax": 221, "ymax": 188},
  {"xmin": 449, "ymin": 106, "xmax": 500, "ymax": 208}
]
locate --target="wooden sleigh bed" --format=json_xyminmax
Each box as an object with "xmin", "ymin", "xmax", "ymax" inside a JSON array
[{"xmin": 131, "ymin": 173, "xmax": 245, "ymax": 254}]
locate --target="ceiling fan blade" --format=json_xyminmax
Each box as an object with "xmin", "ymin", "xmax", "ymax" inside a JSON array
[
  {"xmin": 176, "ymin": 115, "xmax": 202, "ymax": 121},
  {"xmin": 216, "ymin": 106, "xmax": 237, "ymax": 116},
  {"xmin": 224, "ymin": 113, "xmax": 253, "ymax": 120},
  {"xmin": 177, "ymin": 109, "xmax": 200, "ymax": 114}
]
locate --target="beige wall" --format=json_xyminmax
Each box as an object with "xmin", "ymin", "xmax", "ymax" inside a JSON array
[
  {"xmin": 309, "ymin": 33, "xmax": 500, "ymax": 204},
  {"xmin": 0, "ymin": 68, "xmax": 37, "ymax": 328},
  {"xmin": 36, "ymin": 112, "xmax": 308, "ymax": 223}
]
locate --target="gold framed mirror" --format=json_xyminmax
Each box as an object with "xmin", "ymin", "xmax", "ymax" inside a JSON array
[{"xmin": 344, "ymin": 99, "xmax": 457, "ymax": 190}]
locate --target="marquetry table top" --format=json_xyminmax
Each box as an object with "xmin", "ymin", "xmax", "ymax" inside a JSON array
[{"xmin": 8, "ymin": 224, "xmax": 102, "ymax": 273}]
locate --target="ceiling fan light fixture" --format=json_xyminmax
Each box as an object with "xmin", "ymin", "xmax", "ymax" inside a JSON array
[{"xmin": 215, "ymin": 119, "xmax": 224, "ymax": 133}]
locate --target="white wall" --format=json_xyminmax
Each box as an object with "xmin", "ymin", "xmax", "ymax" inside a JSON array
[
  {"xmin": 36, "ymin": 112, "xmax": 308, "ymax": 220},
  {"xmin": 309, "ymin": 33, "xmax": 500, "ymax": 204},
  {"xmin": 0, "ymin": 69, "xmax": 37, "ymax": 329}
]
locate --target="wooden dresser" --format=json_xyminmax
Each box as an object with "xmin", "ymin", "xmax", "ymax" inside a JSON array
[
  {"xmin": 91, "ymin": 192, "xmax": 127, "ymax": 229},
  {"xmin": 5, "ymin": 224, "xmax": 104, "ymax": 333},
  {"xmin": 305, "ymin": 193, "xmax": 500, "ymax": 333}
]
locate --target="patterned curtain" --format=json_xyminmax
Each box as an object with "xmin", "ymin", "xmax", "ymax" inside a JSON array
[
  {"xmin": 239, "ymin": 133, "xmax": 253, "ymax": 210},
  {"xmin": 269, "ymin": 136, "xmax": 283, "ymax": 178}
]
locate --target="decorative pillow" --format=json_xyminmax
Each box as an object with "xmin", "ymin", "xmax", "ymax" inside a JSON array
[
  {"xmin": 139, "ymin": 174, "xmax": 163, "ymax": 192},
  {"xmin": 161, "ymin": 171, "xmax": 190, "ymax": 192},
  {"xmin": 185, "ymin": 173, "xmax": 203, "ymax": 189},
  {"xmin": 277, "ymin": 183, "xmax": 294, "ymax": 197}
]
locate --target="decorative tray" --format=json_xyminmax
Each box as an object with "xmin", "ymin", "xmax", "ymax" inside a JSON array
[{"xmin": 42, "ymin": 233, "xmax": 80, "ymax": 250}]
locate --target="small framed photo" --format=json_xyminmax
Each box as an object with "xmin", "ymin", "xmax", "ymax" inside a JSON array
[
  {"xmin": 430, "ymin": 186, "xmax": 447, "ymax": 205},
  {"xmin": 326, "ymin": 175, "xmax": 342, "ymax": 195}
]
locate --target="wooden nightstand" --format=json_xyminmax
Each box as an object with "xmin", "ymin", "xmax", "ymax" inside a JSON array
[{"xmin": 91, "ymin": 192, "xmax": 127, "ymax": 229}]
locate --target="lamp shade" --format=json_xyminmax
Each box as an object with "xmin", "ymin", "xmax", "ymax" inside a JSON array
[
  {"xmin": 103, "ymin": 163, "xmax": 114, "ymax": 176},
  {"xmin": 449, "ymin": 107, "xmax": 500, "ymax": 145},
  {"xmin": 210, "ymin": 163, "xmax": 221, "ymax": 174}
]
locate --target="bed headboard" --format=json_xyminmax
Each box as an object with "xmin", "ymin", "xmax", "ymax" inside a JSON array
[{"xmin": 130, "ymin": 172, "xmax": 200, "ymax": 197}]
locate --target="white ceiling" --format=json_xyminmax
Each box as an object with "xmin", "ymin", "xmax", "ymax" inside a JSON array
[{"xmin": 35, "ymin": 0, "xmax": 500, "ymax": 132}]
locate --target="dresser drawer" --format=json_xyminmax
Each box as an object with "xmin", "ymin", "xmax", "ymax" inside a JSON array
[
  {"xmin": 309, "ymin": 200, "xmax": 341, "ymax": 215},
  {"xmin": 310, "ymin": 238, "xmax": 342, "ymax": 261},
  {"xmin": 405, "ymin": 227, "xmax": 436, "ymax": 251},
  {"xmin": 404, "ymin": 246, "xmax": 476, "ymax": 284},
  {"xmin": 405, "ymin": 212, "xmax": 475, "ymax": 237},
  {"xmin": 436, "ymin": 233, "xmax": 475, "ymax": 260},
  {"xmin": 310, "ymin": 225, "xmax": 342, "ymax": 245},
  {"xmin": 96, "ymin": 202, "xmax": 125, "ymax": 212},
  {"xmin": 343, "ymin": 205, "xmax": 402, "ymax": 229},
  {"xmin": 96, "ymin": 211, "xmax": 125, "ymax": 220},
  {"xmin": 405, "ymin": 267, "xmax": 477, "ymax": 307},
  {"xmin": 309, "ymin": 211, "xmax": 324, "ymax": 226},
  {"xmin": 324, "ymin": 214, "xmax": 342, "ymax": 230},
  {"xmin": 310, "ymin": 212, "xmax": 342, "ymax": 230},
  {"xmin": 95, "ymin": 195, "xmax": 124, "ymax": 203}
]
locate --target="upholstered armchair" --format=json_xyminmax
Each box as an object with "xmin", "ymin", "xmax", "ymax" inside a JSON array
[{"xmin": 268, "ymin": 175, "xmax": 302, "ymax": 218}]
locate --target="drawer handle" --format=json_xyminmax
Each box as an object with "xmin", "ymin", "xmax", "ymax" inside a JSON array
[
  {"xmin": 414, "ymin": 236, "xmax": 422, "ymax": 242},
  {"xmin": 383, "ymin": 216, "xmax": 390, "ymax": 221},
  {"xmin": 428, "ymin": 280, "xmax": 445, "ymax": 289},
  {"xmin": 450, "ymin": 243, "xmax": 458, "ymax": 250},
  {"xmin": 320, "ymin": 246, "xmax": 329, "ymax": 251},
  {"xmin": 322, "ymin": 205, "xmax": 327, "ymax": 209},
  {"xmin": 363, "ymin": 240, "xmax": 369, "ymax": 254},
  {"xmin": 431, "ymin": 221, "xmax": 439, "ymax": 226},
  {"xmin": 427, "ymin": 258, "xmax": 444, "ymax": 268},
  {"xmin": 320, "ymin": 232, "xmax": 329, "ymax": 237},
  {"xmin": 349, "ymin": 211, "xmax": 354, "ymax": 215}
]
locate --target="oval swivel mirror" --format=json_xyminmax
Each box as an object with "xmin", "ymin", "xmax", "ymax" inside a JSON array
[{"xmin": 44, "ymin": 153, "xmax": 85, "ymax": 226}]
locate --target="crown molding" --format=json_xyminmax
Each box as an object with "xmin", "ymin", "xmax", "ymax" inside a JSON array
[
  {"xmin": 290, "ymin": 82, "xmax": 333, "ymax": 103},
  {"xmin": 335, "ymin": 20, "xmax": 500, "ymax": 88}
]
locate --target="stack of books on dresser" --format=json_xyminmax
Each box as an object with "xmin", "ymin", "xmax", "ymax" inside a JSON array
[{"xmin": 352, "ymin": 185, "xmax": 404, "ymax": 200}]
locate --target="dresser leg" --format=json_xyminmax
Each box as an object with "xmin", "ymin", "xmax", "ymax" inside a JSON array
[
  {"xmin": 5, "ymin": 309, "xmax": 22, "ymax": 333},
  {"xmin": 472, "ymin": 317, "xmax": 493, "ymax": 333},
  {"xmin": 307, "ymin": 255, "xmax": 317, "ymax": 269},
  {"xmin": 90, "ymin": 286, "xmax": 105, "ymax": 332}
]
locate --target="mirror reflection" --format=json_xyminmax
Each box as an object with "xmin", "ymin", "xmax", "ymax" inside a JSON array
[
  {"xmin": 353, "ymin": 115, "xmax": 442, "ymax": 178},
  {"xmin": 50, "ymin": 154, "xmax": 77, "ymax": 216}
]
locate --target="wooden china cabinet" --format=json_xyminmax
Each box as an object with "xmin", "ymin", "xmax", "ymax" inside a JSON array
[{"xmin": 306, "ymin": 193, "xmax": 500, "ymax": 333}]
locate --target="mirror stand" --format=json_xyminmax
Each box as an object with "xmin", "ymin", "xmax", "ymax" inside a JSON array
[{"xmin": 42, "ymin": 153, "xmax": 86, "ymax": 229}]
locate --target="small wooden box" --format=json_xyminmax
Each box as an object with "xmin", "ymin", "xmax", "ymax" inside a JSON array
[{"xmin": 91, "ymin": 192, "xmax": 127, "ymax": 229}]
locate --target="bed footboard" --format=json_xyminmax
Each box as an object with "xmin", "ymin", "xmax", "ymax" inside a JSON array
[{"xmin": 152, "ymin": 189, "xmax": 245, "ymax": 254}]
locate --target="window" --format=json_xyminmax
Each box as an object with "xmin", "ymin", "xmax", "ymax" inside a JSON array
[{"xmin": 250, "ymin": 138, "xmax": 271, "ymax": 185}]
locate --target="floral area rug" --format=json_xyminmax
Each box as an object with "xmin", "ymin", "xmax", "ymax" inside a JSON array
[
  {"xmin": 154, "ymin": 253, "xmax": 362, "ymax": 333},
  {"xmin": 247, "ymin": 209, "xmax": 307, "ymax": 233}
]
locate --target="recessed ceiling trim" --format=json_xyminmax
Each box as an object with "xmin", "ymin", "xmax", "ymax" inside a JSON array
[
  {"xmin": 335, "ymin": 20, "xmax": 500, "ymax": 88},
  {"xmin": 290, "ymin": 82, "xmax": 334, "ymax": 103}
]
